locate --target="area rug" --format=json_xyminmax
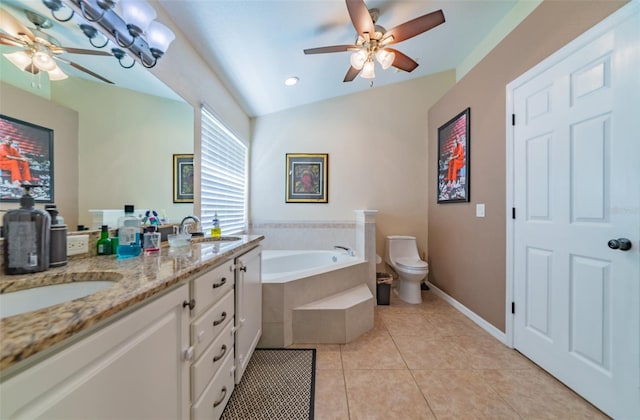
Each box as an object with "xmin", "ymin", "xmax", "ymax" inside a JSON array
[{"xmin": 221, "ymin": 348, "xmax": 316, "ymax": 420}]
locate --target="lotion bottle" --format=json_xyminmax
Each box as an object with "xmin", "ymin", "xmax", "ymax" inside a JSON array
[{"xmin": 3, "ymin": 185, "xmax": 51, "ymax": 274}]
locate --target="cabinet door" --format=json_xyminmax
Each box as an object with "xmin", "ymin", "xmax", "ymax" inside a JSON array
[
  {"xmin": 0, "ymin": 284, "xmax": 190, "ymax": 420},
  {"xmin": 235, "ymin": 245, "xmax": 262, "ymax": 383}
]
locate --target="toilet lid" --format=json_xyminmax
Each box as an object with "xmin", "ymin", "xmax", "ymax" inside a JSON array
[{"xmin": 395, "ymin": 257, "xmax": 428, "ymax": 270}]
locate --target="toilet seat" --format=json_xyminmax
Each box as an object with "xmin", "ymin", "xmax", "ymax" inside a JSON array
[{"xmin": 395, "ymin": 257, "xmax": 428, "ymax": 270}]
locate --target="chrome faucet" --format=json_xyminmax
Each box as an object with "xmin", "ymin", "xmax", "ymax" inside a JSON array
[
  {"xmin": 334, "ymin": 245, "xmax": 356, "ymax": 256},
  {"xmin": 179, "ymin": 215, "xmax": 201, "ymax": 235}
]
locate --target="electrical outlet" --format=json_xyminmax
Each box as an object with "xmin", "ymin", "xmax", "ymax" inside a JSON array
[{"xmin": 67, "ymin": 234, "xmax": 89, "ymax": 256}]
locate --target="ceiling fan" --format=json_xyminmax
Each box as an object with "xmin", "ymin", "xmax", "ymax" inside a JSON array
[
  {"xmin": 0, "ymin": 7, "xmax": 113, "ymax": 83},
  {"xmin": 304, "ymin": 0, "xmax": 445, "ymax": 82}
]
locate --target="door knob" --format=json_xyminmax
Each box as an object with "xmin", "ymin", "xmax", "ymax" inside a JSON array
[{"xmin": 608, "ymin": 238, "xmax": 632, "ymax": 251}]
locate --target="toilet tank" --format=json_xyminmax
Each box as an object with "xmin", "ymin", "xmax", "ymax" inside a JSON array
[{"xmin": 385, "ymin": 235, "xmax": 421, "ymax": 264}]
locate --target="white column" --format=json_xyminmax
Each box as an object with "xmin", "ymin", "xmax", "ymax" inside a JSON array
[{"xmin": 354, "ymin": 210, "xmax": 378, "ymax": 295}]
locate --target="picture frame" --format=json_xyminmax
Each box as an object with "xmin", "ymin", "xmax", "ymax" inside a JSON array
[
  {"xmin": 285, "ymin": 153, "xmax": 328, "ymax": 203},
  {"xmin": 173, "ymin": 154, "xmax": 194, "ymax": 203},
  {"xmin": 0, "ymin": 114, "xmax": 54, "ymax": 202},
  {"xmin": 437, "ymin": 108, "xmax": 470, "ymax": 203}
]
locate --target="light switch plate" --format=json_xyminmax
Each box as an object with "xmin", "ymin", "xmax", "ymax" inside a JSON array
[{"xmin": 476, "ymin": 203, "xmax": 485, "ymax": 218}]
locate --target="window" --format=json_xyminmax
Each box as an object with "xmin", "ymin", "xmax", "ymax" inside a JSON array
[{"xmin": 200, "ymin": 105, "xmax": 248, "ymax": 235}]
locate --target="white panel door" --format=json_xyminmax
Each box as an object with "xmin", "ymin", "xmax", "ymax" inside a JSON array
[{"xmin": 510, "ymin": 4, "xmax": 639, "ymax": 418}]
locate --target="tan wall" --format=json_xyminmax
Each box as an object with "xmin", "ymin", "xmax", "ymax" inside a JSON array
[
  {"xmin": 251, "ymin": 71, "xmax": 456, "ymax": 260},
  {"xmin": 0, "ymin": 82, "xmax": 79, "ymax": 227},
  {"xmin": 427, "ymin": 0, "xmax": 626, "ymax": 332}
]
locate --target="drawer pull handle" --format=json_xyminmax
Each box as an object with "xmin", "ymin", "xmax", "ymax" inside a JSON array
[
  {"xmin": 213, "ymin": 386, "xmax": 227, "ymax": 408},
  {"xmin": 212, "ymin": 277, "xmax": 227, "ymax": 289},
  {"xmin": 182, "ymin": 299, "xmax": 195, "ymax": 310},
  {"xmin": 213, "ymin": 311, "xmax": 227, "ymax": 326},
  {"xmin": 213, "ymin": 344, "xmax": 227, "ymax": 362}
]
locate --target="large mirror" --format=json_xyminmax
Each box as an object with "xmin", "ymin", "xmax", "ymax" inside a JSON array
[{"xmin": 0, "ymin": 0, "xmax": 195, "ymax": 229}]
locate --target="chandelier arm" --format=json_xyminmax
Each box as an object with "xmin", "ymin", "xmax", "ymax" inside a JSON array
[
  {"xmin": 51, "ymin": 8, "xmax": 74, "ymax": 22},
  {"xmin": 113, "ymin": 30, "xmax": 135, "ymax": 49},
  {"xmin": 79, "ymin": 1, "xmax": 107, "ymax": 23}
]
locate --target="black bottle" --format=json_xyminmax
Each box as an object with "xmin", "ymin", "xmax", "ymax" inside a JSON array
[
  {"xmin": 3, "ymin": 185, "xmax": 51, "ymax": 274},
  {"xmin": 45, "ymin": 204, "xmax": 68, "ymax": 267}
]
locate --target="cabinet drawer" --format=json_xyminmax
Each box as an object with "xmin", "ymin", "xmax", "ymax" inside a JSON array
[
  {"xmin": 191, "ymin": 290, "xmax": 234, "ymax": 359},
  {"xmin": 191, "ymin": 349, "xmax": 235, "ymax": 420},
  {"xmin": 191, "ymin": 321, "xmax": 234, "ymax": 401},
  {"xmin": 191, "ymin": 261, "xmax": 234, "ymax": 318}
]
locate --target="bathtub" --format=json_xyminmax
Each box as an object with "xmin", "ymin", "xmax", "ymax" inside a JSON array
[
  {"xmin": 259, "ymin": 249, "xmax": 371, "ymax": 348},
  {"xmin": 262, "ymin": 250, "xmax": 362, "ymax": 283}
]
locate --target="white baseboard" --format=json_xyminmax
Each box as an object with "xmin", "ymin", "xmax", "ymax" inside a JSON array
[{"xmin": 425, "ymin": 281, "xmax": 507, "ymax": 345}]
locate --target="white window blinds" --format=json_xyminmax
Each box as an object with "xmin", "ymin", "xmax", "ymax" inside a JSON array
[{"xmin": 200, "ymin": 106, "xmax": 248, "ymax": 235}]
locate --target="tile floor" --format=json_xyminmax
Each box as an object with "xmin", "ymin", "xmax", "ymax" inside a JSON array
[{"xmin": 292, "ymin": 288, "xmax": 609, "ymax": 420}]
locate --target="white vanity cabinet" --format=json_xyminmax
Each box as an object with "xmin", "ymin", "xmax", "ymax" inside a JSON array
[
  {"xmin": 0, "ymin": 283, "xmax": 191, "ymax": 419},
  {"xmin": 187, "ymin": 244, "xmax": 262, "ymax": 419}
]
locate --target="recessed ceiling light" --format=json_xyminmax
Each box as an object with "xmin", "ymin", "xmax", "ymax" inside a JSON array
[{"xmin": 285, "ymin": 76, "xmax": 299, "ymax": 86}]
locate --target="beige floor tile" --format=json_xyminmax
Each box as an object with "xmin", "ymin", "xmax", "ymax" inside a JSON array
[
  {"xmin": 314, "ymin": 369, "xmax": 350, "ymax": 420},
  {"xmin": 412, "ymin": 369, "xmax": 520, "ymax": 419},
  {"xmin": 450, "ymin": 335, "xmax": 535, "ymax": 370},
  {"xmin": 288, "ymin": 343, "xmax": 343, "ymax": 370},
  {"xmin": 344, "ymin": 369, "xmax": 435, "ymax": 419},
  {"xmin": 482, "ymin": 369, "xmax": 609, "ymax": 419},
  {"xmin": 379, "ymin": 311, "xmax": 441, "ymax": 339},
  {"xmin": 394, "ymin": 335, "xmax": 472, "ymax": 370},
  {"xmin": 340, "ymin": 329, "xmax": 406, "ymax": 370}
]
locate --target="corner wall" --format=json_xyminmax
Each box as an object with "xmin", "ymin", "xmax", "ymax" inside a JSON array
[{"xmin": 427, "ymin": 0, "xmax": 626, "ymax": 332}]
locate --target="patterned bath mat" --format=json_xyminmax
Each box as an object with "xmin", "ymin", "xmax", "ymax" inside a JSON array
[{"xmin": 221, "ymin": 348, "xmax": 316, "ymax": 419}]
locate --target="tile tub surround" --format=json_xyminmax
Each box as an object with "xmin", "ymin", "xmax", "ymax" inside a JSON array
[
  {"xmin": 249, "ymin": 221, "xmax": 356, "ymax": 251},
  {"xmin": 0, "ymin": 235, "xmax": 264, "ymax": 376}
]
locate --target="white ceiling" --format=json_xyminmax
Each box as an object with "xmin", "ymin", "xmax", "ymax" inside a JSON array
[
  {"xmin": 159, "ymin": 0, "xmax": 520, "ymax": 117},
  {"xmin": 2, "ymin": 0, "xmax": 523, "ymax": 117}
]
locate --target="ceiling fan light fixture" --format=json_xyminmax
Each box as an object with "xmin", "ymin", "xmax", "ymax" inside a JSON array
[
  {"xmin": 375, "ymin": 49, "xmax": 395, "ymax": 70},
  {"xmin": 47, "ymin": 64, "xmax": 68, "ymax": 80},
  {"xmin": 361, "ymin": 59, "xmax": 375, "ymax": 79},
  {"xmin": 3, "ymin": 51, "xmax": 32, "ymax": 70},
  {"xmin": 350, "ymin": 49, "xmax": 367, "ymax": 70},
  {"xmin": 32, "ymin": 51, "xmax": 57, "ymax": 71}
]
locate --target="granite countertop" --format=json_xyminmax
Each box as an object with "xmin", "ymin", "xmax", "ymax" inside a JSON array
[{"xmin": 0, "ymin": 235, "xmax": 263, "ymax": 376}]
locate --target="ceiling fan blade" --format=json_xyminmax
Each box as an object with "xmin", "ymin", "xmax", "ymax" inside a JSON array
[
  {"xmin": 386, "ymin": 48, "xmax": 419, "ymax": 73},
  {"xmin": 304, "ymin": 45, "xmax": 358, "ymax": 55},
  {"xmin": 56, "ymin": 46, "xmax": 113, "ymax": 56},
  {"xmin": 53, "ymin": 56, "xmax": 114, "ymax": 84},
  {"xmin": 346, "ymin": 0, "xmax": 374, "ymax": 36},
  {"xmin": 343, "ymin": 65, "xmax": 361, "ymax": 82},
  {"xmin": 0, "ymin": 32, "xmax": 26, "ymax": 47},
  {"xmin": 383, "ymin": 9, "xmax": 445, "ymax": 45},
  {"xmin": 0, "ymin": 7, "xmax": 35, "ymax": 40}
]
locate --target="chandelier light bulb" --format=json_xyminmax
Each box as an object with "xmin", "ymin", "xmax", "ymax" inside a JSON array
[
  {"xmin": 375, "ymin": 49, "xmax": 395, "ymax": 70},
  {"xmin": 47, "ymin": 64, "xmax": 68, "ymax": 80},
  {"xmin": 3, "ymin": 51, "xmax": 32, "ymax": 69},
  {"xmin": 350, "ymin": 49, "xmax": 367, "ymax": 70},
  {"xmin": 361, "ymin": 59, "xmax": 375, "ymax": 79},
  {"xmin": 121, "ymin": 0, "xmax": 156, "ymax": 35},
  {"xmin": 146, "ymin": 20, "xmax": 175, "ymax": 53}
]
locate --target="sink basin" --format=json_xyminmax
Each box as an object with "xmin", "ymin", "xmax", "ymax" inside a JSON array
[{"xmin": 0, "ymin": 278, "xmax": 119, "ymax": 319}]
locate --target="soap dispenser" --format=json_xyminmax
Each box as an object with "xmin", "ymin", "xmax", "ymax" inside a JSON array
[
  {"xmin": 3, "ymin": 185, "xmax": 51, "ymax": 274},
  {"xmin": 45, "ymin": 204, "xmax": 68, "ymax": 267}
]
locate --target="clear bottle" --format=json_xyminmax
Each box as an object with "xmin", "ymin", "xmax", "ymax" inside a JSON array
[
  {"xmin": 97, "ymin": 225, "xmax": 112, "ymax": 255},
  {"xmin": 211, "ymin": 211, "xmax": 221, "ymax": 237},
  {"xmin": 117, "ymin": 205, "xmax": 141, "ymax": 258},
  {"xmin": 3, "ymin": 185, "xmax": 51, "ymax": 274}
]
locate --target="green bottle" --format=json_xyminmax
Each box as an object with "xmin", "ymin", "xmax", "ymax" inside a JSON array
[{"xmin": 97, "ymin": 225, "xmax": 112, "ymax": 255}]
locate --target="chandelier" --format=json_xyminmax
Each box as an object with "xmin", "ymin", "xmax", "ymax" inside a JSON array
[{"xmin": 348, "ymin": 31, "xmax": 396, "ymax": 79}]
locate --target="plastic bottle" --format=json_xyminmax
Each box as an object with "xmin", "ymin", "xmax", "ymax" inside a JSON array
[
  {"xmin": 143, "ymin": 225, "xmax": 161, "ymax": 255},
  {"xmin": 3, "ymin": 185, "xmax": 51, "ymax": 274},
  {"xmin": 97, "ymin": 225, "xmax": 112, "ymax": 255},
  {"xmin": 117, "ymin": 205, "xmax": 141, "ymax": 258},
  {"xmin": 211, "ymin": 211, "xmax": 221, "ymax": 237}
]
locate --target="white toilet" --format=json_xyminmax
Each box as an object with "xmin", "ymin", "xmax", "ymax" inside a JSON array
[{"xmin": 384, "ymin": 236, "xmax": 429, "ymax": 304}]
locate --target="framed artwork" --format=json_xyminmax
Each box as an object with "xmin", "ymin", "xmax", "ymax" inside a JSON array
[
  {"xmin": 285, "ymin": 153, "xmax": 328, "ymax": 203},
  {"xmin": 173, "ymin": 154, "xmax": 194, "ymax": 203},
  {"xmin": 437, "ymin": 108, "xmax": 470, "ymax": 203},
  {"xmin": 0, "ymin": 114, "xmax": 54, "ymax": 202}
]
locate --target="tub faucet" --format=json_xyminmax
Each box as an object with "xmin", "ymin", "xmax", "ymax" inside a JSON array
[
  {"xmin": 180, "ymin": 215, "xmax": 202, "ymax": 235},
  {"xmin": 334, "ymin": 245, "xmax": 356, "ymax": 256}
]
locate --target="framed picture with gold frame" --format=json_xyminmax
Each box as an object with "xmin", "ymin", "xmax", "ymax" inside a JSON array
[
  {"xmin": 285, "ymin": 153, "xmax": 328, "ymax": 203},
  {"xmin": 173, "ymin": 154, "xmax": 194, "ymax": 203}
]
